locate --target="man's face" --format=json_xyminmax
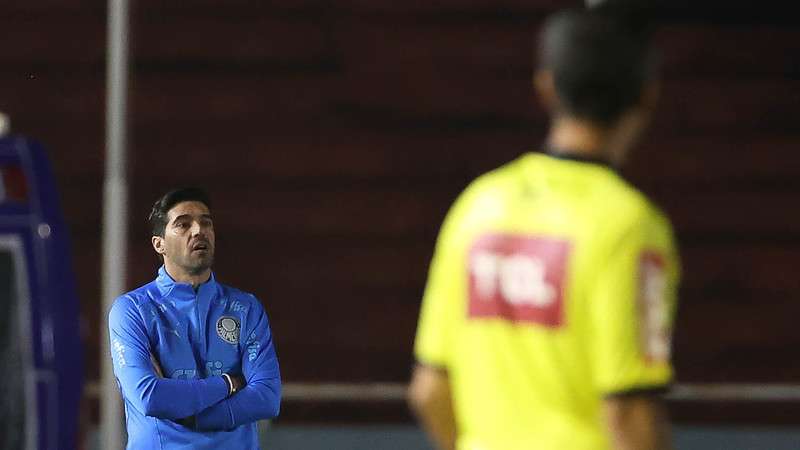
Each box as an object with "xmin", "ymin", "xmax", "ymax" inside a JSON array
[{"xmin": 157, "ymin": 200, "xmax": 215, "ymax": 275}]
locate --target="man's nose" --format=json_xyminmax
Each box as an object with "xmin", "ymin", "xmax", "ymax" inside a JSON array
[{"xmin": 190, "ymin": 221, "xmax": 202, "ymax": 236}]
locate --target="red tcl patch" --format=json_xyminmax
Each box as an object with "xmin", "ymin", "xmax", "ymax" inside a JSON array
[{"xmin": 468, "ymin": 234, "xmax": 570, "ymax": 327}]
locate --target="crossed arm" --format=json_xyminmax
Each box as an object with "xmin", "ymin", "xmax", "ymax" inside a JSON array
[
  {"xmin": 193, "ymin": 309, "xmax": 281, "ymax": 430},
  {"xmin": 109, "ymin": 297, "xmax": 281, "ymax": 431}
]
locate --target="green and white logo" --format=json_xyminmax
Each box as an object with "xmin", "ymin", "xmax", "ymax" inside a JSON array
[{"xmin": 216, "ymin": 316, "xmax": 240, "ymax": 345}]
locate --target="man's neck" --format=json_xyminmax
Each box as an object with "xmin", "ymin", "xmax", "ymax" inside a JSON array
[
  {"xmin": 164, "ymin": 264, "xmax": 211, "ymax": 290},
  {"xmin": 546, "ymin": 116, "xmax": 613, "ymax": 161}
]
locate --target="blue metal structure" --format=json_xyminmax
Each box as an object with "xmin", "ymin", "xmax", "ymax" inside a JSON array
[{"xmin": 0, "ymin": 136, "xmax": 82, "ymax": 450}]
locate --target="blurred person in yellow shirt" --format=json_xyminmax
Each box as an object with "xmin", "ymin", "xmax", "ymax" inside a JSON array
[{"xmin": 409, "ymin": 7, "xmax": 677, "ymax": 450}]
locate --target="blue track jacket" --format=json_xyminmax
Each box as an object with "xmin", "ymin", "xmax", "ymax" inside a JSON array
[{"xmin": 108, "ymin": 266, "xmax": 281, "ymax": 449}]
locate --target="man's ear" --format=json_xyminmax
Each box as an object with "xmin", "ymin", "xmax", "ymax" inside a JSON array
[
  {"xmin": 151, "ymin": 236, "xmax": 166, "ymax": 255},
  {"xmin": 533, "ymin": 69, "xmax": 558, "ymax": 113}
]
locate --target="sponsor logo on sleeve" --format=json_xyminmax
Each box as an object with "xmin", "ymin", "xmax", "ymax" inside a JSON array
[
  {"xmin": 468, "ymin": 233, "xmax": 570, "ymax": 327},
  {"xmin": 246, "ymin": 331, "xmax": 260, "ymax": 362},
  {"xmin": 112, "ymin": 338, "xmax": 127, "ymax": 367},
  {"xmin": 216, "ymin": 316, "xmax": 240, "ymax": 345},
  {"xmin": 639, "ymin": 251, "xmax": 671, "ymax": 363}
]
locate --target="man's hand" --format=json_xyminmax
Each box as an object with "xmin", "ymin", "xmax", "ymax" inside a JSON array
[
  {"xmin": 232, "ymin": 374, "xmax": 246, "ymax": 392},
  {"xmin": 229, "ymin": 374, "xmax": 246, "ymax": 394}
]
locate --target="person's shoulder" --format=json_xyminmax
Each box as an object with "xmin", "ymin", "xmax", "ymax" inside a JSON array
[
  {"xmin": 468, "ymin": 155, "xmax": 527, "ymax": 194},
  {"xmin": 109, "ymin": 281, "xmax": 161, "ymax": 315},
  {"xmin": 114, "ymin": 281, "xmax": 161, "ymax": 305},
  {"xmin": 449, "ymin": 155, "xmax": 529, "ymax": 216},
  {"xmin": 108, "ymin": 282, "xmax": 158, "ymax": 327},
  {"xmin": 598, "ymin": 174, "xmax": 674, "ymax": 235}
]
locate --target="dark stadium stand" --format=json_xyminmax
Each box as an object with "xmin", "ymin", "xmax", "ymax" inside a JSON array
[{"xmin": 0, "ymin": 1, "xmax": 798, "ymax": 446}]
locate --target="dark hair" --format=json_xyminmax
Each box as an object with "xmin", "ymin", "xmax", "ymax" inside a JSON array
[
  {"xmin": 538, "ymin": 8, "xmax": 657, "ymax": 125},
  {"xmin": 148, "ymin": 187, "xmax": 211, "ymax": 237}
]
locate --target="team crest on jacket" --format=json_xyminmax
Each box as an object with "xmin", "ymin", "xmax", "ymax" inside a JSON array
[{"xmin": 216, "ymin": 316, "xmax": 240, "ymax": 345}]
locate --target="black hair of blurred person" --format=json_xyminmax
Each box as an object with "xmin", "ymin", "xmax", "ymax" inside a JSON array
[
  {"xmin": 537, "ymin": 8, "xmax": 657, "ymax": 126},
  {"xmin": 149, "ymin": 187, "xmax": 212, "ymax": 238}
]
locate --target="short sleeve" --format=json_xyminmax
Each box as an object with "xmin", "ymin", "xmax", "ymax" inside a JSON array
[
  {"xmin": 414, "ymin": 198, "xmax": 469, "ymax": 369},
  {"xmin": 590, "ymin": 208, "xmax": 680, "ymax": 396}
]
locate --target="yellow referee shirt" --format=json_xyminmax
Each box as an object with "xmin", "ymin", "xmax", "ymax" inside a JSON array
[{"xmin": 414, "ymin": 152, "xmax": 680, "ymax": 450}]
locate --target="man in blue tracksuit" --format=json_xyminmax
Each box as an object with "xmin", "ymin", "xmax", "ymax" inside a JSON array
[{"xmin": 108, "ymin": 187, "xmax": 281, "ymax": 449}]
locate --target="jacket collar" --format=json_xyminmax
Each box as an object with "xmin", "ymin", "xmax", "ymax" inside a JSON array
[{"xmin": 155, "ymin": 265, "xmax": 218, "ymax": 301}]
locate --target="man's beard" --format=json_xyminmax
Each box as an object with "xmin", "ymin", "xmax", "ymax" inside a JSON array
[{"xmin": 182, "ymin": 253, "xmax": 214, "ymax": 275}]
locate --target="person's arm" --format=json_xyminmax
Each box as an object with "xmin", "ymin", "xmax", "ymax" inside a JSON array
[
  {"xmin": 604, "ymin": 395, "xmax": 671, "ymax": 450},
  {"xmin": 109, "ymin": 296, "xmax": 230, "ymax": 420},
  {"xmin": 591, "ymin": 209, "xmax": 679, "ymax": 450},
  {"xmin": 194, "ymin": 299, "xmax": 281, "ymax": 431},
  {"xmin": 409, "ymin": 191, "xmax": 472, "ymax": 449},
  {"xmin": 408, "ymin": 364, "xmax": 457, "ymax": 450}
]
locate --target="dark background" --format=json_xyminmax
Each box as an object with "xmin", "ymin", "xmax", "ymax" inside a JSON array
[{"xmin": 1, "ymin": 0, "xmax": 798, "ymax": 446}]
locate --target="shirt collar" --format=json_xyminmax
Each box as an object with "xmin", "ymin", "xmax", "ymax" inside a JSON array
[
  {"xmin": 544, "ymin": 147, "xmax": 615, "ymax": 169},
  {"xmin": 156, "ymin": 265, "xmax": 218, "ymax": 300}
]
